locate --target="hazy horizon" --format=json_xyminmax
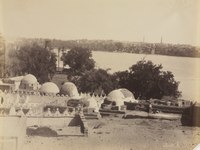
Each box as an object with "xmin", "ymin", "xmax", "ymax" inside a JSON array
[{"xmin": 1, "ymin": 0, "xmax": 200, "ymax": 46}]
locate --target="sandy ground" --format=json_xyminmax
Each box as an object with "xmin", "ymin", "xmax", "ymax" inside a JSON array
[{"xmin": 24, "ymin": 117, "xmax": 200, "ymax": 150}]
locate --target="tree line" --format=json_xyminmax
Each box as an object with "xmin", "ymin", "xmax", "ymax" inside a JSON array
[{"xmin": 12, "ymin": 38, "xmax": 200, "ymax": 58}]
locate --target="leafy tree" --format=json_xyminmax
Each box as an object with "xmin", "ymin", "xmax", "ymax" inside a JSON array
[
  {"xmin": 116, "ymin": 60, "xmax": 181, "ymax": 100},
  {"xmin": 62, "ymin": 47, "xmax": 95, "ymax": 76},
  {"xmin": 75, "ymin": 69, "xmax": 118, "ymax": 95},
  {"xmin": 8, "ymin": 43, "xmax": 56, "ymax": 83},
  {"xmin": 114, "ymin": 70, "xmax": 130, "ymax": 89}
]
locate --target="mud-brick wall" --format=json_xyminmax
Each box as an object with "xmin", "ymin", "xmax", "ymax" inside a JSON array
[{"xmin": 0, "ymin": 116, "xmax": 26, "ymax": 150}]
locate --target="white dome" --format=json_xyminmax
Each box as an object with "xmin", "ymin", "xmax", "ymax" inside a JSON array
[
  {"xmin": 39, "ymin": 82, "xmax": 59, "ymax": 94},
  {"xmin": 119, "ymin": 88, "xmax": 134, "ymax": 98},
  {"xmin": 21, "ymin": 74, "xmax": 37, "ymax": 84},
  {"xmin": 60, "ymin": 82, "xmax": 79, "ymax": 97},
  {"xmin": 107, "ymin": 88, "xmax": 135, "ymax": 106}
]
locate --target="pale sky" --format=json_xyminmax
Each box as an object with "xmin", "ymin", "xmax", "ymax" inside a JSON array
[{"xmin": 0, "ymin": 0, "xmax": 200, "ymax": 45}]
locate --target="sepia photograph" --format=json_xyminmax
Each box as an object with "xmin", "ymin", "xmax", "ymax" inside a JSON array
[{"xmin": 0, "ymin": 0, "xmax": 200, "ymax": 150}]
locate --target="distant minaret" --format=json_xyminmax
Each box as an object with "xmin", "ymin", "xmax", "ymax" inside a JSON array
[
  {"xmin": 151, "ymin": 44, "xmax": 155, "ymax": 55},
  {"xmin": 45, "ymin": 40, "xmax": 50, "ymax": 50},
  {"xmin": 57, "ymin": 48, "xmax": 61, "ymax": 71},
  {"xmin": 160, "ymin": 36, "xmax": 163, "ymax": 44}
]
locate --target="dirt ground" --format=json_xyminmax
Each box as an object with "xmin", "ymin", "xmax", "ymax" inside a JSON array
[{"xmin": 24, "ymin": 117, "xmax": 200, "ymax": 150}]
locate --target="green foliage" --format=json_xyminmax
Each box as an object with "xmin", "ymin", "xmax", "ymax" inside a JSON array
[
  {"xmin": 8, "ymin": 43, "xmax": 56, "ymax": 83},
  {"xmin": 62, "ymin": 47, "xmax": 95, "ymax": 76},
  {"xmin": 74, "ymin": 69, "xmax": 118, "ymax": 95},
  {"xmin": 116, "ymin": 60, "xmax": 181, "ymax": 100}
]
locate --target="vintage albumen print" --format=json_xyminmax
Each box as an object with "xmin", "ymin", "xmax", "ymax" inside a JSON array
[{"xmin": 0, "ymin": 0, "xmax": 200, "ymax": 150}]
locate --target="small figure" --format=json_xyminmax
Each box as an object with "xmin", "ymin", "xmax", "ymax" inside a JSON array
[{"xmin": 149, "ymin": 103, "xmax": 153, "ymax": 113}]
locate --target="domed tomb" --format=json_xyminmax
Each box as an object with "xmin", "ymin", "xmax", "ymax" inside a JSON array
[
  {"xmin": 106, "ymin": 88, "xmax": 136, "ymax": 107},
  {"xmin": 60, "ymin": 82, "xmax": 79, "ymax": 97},
  {"xmin": 19, "ymin": 74, "xmax": 39, "ymax": 90},
  {"xmin": 21, "ymin": 74, "xmax": 37, "ymax": 84},
  {"xmin": 39, "ymin": 82, "xmax": 59, "ymax": 95}
]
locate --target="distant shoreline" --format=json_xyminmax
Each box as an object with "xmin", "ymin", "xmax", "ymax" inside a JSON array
[
  {"xmin": 7, "ymin": 38, "xmax": 200, "ymax": 58},
  {"xmin": 92, "ymin": 50, "xmax": 200, "ymax": 59}
]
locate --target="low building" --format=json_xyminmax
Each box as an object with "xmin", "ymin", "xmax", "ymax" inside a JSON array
[
  {"xmin": 0, "ymin": 76, "xmax": 24, "ymax": 91},
  {"xmin": 19, "ymin": 74, "xmax": 40, "ymax": 90}
]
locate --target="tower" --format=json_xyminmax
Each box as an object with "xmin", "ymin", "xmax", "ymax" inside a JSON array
[{"xmin": 160, "ymin": 36, "xmax": 163, "ymax": 44}]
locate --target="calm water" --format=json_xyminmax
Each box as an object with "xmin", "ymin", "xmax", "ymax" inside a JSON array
[{"xmin": 92, "ymin": 51, "xmax": 200, "ymax": 102}]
